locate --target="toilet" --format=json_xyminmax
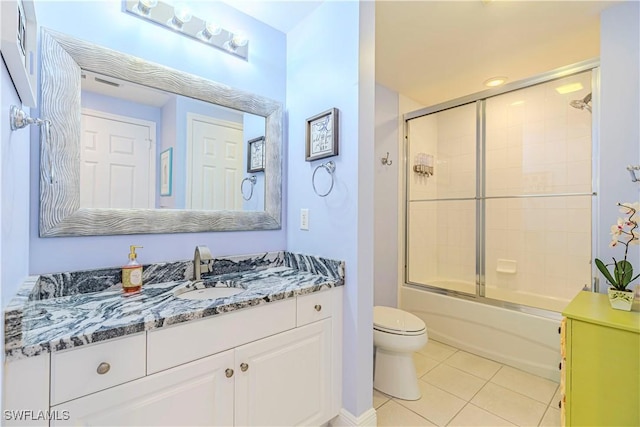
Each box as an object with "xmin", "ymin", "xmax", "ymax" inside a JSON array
[{"xmin": 373, "ymin": 306, "xmax": 428, "ymax": 400}]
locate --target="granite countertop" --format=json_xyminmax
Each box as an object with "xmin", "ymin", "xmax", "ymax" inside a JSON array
[{"xmin": 5, "ymin": 252, "xmax": 344, "ymax": 361}]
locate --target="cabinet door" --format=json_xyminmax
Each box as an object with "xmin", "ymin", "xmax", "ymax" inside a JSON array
[
  {"xmin": 51, "ymin": 349, "xmax": 234, "ymax": 426},
  {"xmin": 568, "ymin": 319, "xmax": 640, "ymax": 426},
  {"xmin": 235, "ymin": 319, "xmax": 332, "ymax": 426}
]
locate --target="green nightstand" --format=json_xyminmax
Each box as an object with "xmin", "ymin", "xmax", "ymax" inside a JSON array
[{"xmin": 562, "ymin": 291, "xmax": 640, "ymax": 426}]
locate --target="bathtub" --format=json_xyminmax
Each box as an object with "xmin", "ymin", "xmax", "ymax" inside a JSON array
[{"xmin": 400, "ymin": 284, "xmax": 562, "ymax": 382}]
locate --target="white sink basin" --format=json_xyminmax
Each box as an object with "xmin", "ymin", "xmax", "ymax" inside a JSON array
[{"xmin": 174, "ymin": 285, "xmax": 245, "ymax": 301}]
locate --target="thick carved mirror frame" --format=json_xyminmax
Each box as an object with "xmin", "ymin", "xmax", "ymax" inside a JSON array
[{"xmin": 39, "ymin": 28, "xmax": 282, "ymax": 237}]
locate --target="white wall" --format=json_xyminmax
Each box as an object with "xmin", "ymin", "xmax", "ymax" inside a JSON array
[
  {"xmin": 286, "ymin": 1, "xmax": 375, "ymax": 418},
  {"xmin": 374, "ymin": 84, "xmax": 399, "ymax": 308},
  {"xmin": 598, "ymin": 1, "xmax": 640, "ymax": 288}
]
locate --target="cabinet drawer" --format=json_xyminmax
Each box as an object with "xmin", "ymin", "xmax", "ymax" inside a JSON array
[
  {"xmin": 147, "ymin": 298, "xmax": 296, "ymax": 374},
  {"xmin": 51, "ymin": 333, "xmax": 146, "ymax": 405},
  {"xmin": 297, "ymin": 290, "xmax": 332, "ymax": 326}
]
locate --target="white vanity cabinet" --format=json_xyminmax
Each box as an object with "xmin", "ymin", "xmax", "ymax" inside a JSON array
[
  {"xmin": 51, "ymin": 349, "xmax": 235, "ymax": 426},
  {"xmin": 234, "ymin": 319, "xmax": 332, "ymax": 426},
  {"xmin": 4, "ymin": 288, "xmax": 342, "ymax": 427}
]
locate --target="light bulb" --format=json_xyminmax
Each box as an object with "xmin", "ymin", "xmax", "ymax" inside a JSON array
[
  {"xmin": 135, "ymin": 0, "xmax": 157, "ymax": 16},
  {"xmin": 168, "ymin": 2, "xmax": 192, "ymax": 29},
  {"xmin": 174, "ymin": 3, "xmax": 192, "ymax": 23},
  {"xmin": 230, "ymin": 31, "xmax": 248, "ymax": 48},
  {"xmin": 199, "ymin": 21, "xmax": 222, "ymax": 40}
]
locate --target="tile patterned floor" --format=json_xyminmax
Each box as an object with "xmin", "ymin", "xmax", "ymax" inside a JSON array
[{"xmin": 375, "ymin": 340, "xmax": 561, "ymax": 427}]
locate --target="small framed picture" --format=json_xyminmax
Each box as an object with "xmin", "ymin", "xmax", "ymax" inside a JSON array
[
  {"xmin": 247, "ymin": 136, "xmax": 265, "ymax": 173},
  {"xmin": 160, "ymin": 148, "xmax": 173, "ymax": 196},
  {"xmin": 306, "ymin": 108, "xmax": 339, "ymax": 162}
]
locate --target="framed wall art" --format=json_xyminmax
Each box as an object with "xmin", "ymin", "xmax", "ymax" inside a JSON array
[
  {"xmin": 1, "ymin": 0, "xmax": 38, "ymax": 107},
  {"xmin": 247, "ymin": 136, "xmax": 265, "ymax": 173},
  {"xmin": 160, "ymin": 148, "xmax": 173, "ymax": 196},
  {"xmin": 305, "ymin": 108, "xmax": 339, "ymax": 162}
]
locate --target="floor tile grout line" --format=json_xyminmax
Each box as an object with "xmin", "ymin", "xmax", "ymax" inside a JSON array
[
  {"xmin": 419, "ymin": 368, "xmax": 491, "ymax": 403},
  {"xmin": 489, "ymin": 365, "xmax": 560, "ymax": 400},
  {"xmin": 468, "ymin": 383, "xmax": 550, "ymax": 427},
  {"xmin": 374, "ymin": 398, "xmax": 392, "ymax": 412},
  {"xmin": 444, "ymin": 400, "xmax": 472, "ymax": 426},
  {"xmin": 445, "ymin": 402, "xmax": 519, "ymax": 427},
  {"xmin": 390, "ymin": 397, "xmax": 441, "ymax": 426},
  {"xmin": 486, "ymin": 377, "xmax": 559, "ymax": 406},
  {"xmin": 544, "ymin": 384, "xmax": 560, "ymax": 407},
  {"xmin": 440, "ymin": 358, "xmax": 504, "ymax": 383}
]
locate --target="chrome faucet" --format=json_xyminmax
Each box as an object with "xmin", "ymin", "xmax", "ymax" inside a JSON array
[{"xmin": 193, "ymin": 245, "xmax": 213, "ymax": 281}]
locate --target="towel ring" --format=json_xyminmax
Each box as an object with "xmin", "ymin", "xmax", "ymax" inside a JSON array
[
  {"xmin": 241, "ymin": 175, "xmax": 257, "ymax": 201},
  {"xmin": 312, "ymin": 161, "xmax": 336, "ymax": 197}
]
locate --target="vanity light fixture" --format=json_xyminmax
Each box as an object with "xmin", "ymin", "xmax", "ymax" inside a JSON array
[
  {"xmin": 123, "ymin": 0, "xmax": 249, "ymax": 60},
  {"xmin": 484, "ymin": 76, "xmax": 508, "ymax": 87}
]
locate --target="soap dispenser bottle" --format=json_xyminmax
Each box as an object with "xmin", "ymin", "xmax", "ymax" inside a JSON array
[{"xmin": 122, "ymin": 245, "xmax": 143, "ymax": 294}]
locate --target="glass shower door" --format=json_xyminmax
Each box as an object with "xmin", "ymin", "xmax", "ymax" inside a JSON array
[
  {"xmin": 406, "ymin": 103, "xmax": 477, "ymax": 295},
  {"xmin": 483, "ymin": 71, "xmax": 593, "ymax": 312}
]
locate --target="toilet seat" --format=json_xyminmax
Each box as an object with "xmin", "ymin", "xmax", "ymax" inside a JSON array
[{"xmin": 373, "ymin": 306, "xmax": 426, "ymax": 336}]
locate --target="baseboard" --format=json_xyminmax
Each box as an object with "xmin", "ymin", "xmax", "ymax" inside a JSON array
[{"xmin": 330, "ymin": 407, "xmax": 377, "ymax": 427}]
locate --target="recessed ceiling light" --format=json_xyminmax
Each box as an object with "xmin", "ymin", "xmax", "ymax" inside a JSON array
[
  {"xmin": 484, "ymin": 76, "xmax": 507, "ymax": 87},
  {"xmin": 555, "ymin": 83, "xmax": 584, "ymax": 94}
]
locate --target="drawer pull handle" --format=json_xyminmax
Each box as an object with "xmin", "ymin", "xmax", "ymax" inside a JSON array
[
  {"xmin": 225, "ymin": 368, "xmax": 234, "ymax": 378},
  {"xmin": 240, "ymin": 363, "xmax": 249, "ymax": 372},
  {"xmin": 558, "ymin": 326, "xmax": 561, "ymax": 334},
  {"xmin": 314, "ymin": 304, "xmax": 322, "ymax": 312},
  {"xmin": 558, "ymin": 400, "xmax": 562, "ymax": 409},
  {"xmin": 96, "ymin": 362, "xmax": 111, "ymax": 375},
  {"xmin": 558, "ymin": 362, "xmax": 562, "ymax": 371}
]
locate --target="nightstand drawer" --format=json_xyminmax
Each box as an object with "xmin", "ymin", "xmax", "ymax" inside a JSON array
[
  {"xmin": 297, "ymin": 290, "xmax": 332, "ymax": 326},
  {"xmin": 51, "ymin": 333, "xmax": 146, "ymax": 405}
]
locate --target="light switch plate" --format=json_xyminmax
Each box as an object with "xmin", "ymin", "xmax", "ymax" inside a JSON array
[{"xmin": 300, "ymin": 209, "xmax": 309, "ymax": 230}]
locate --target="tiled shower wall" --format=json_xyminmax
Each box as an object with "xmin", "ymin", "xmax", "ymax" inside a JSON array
[{"xmin": 408, "ymin": 71, "xmax": 593, "ymax": 311}]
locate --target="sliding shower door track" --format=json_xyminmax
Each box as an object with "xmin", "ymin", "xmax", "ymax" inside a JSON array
[{"xmin": 403, "ymin": 282, "xmax": 563, "ymax": 321}]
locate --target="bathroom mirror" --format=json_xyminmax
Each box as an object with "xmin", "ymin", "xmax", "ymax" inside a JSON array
[
  {"xmin": 79, "ymin": 70, "xmax": 267, "ymax": 212},
  {"xmin": 39, "ymin": 28, "xmax": 282, "ymax": 236}
]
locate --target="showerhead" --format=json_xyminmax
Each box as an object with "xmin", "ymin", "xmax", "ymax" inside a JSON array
[{"xmin": 570, "ymin": 92, "xmax": 592, "ymax": 113}]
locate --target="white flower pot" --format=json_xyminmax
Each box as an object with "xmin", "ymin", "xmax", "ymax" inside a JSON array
[{"xmin": 608, "ymin": 288, "xmax": 635, "ymax": 311}]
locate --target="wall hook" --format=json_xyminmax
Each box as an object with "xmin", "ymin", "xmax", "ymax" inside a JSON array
[
  {"xmin": 381, "ymin": 152, "xmax": 392, "ymax": 166},
  {"xmin": 627, "ymin": 165, "xmax": 640, "ymax": 183}
]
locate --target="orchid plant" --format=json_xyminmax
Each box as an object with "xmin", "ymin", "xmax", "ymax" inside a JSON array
[{"xmin": 595, "ymin": 202, "xmax": 640, "ymax": 291}]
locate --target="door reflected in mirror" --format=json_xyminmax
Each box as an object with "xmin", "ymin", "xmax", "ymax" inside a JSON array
[{"xmin": 79, "ymin": 71, "xmax": 266, "ymax": 212}]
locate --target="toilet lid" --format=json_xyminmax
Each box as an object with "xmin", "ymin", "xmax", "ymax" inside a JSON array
[{"xmin": 373, "ymin": 306, "xmax": 426, "ymax": 335}]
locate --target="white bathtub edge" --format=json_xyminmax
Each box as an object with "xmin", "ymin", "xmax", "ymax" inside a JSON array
[{"xmin": 400, "ymin": 286, "xmax": 561, "ymax": 382}]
